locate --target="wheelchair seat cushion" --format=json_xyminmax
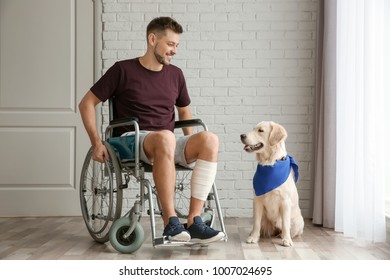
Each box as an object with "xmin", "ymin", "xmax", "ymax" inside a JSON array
[{"xmin": 107, "ymin": 135, "xmax": 135, "ymax": 161}]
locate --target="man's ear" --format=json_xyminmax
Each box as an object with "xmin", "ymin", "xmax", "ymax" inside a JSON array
[
  {"xmin": 147, "ymin": 32, "xmax": 157, "ymax": 46},
  {"xmin": 268, "ymin": 122, "xmax": 287, "ymax": 146}
]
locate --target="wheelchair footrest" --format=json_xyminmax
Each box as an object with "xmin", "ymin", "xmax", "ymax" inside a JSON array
[
  {"xmin": 154, "ymin": 236, "xmax": 228, "ymax": 247},
  {"xmin": 154, "ymin": 237, "xmax": 195, "ymax": 247}
]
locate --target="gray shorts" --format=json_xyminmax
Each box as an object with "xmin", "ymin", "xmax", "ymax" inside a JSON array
[{"xmin": 122, "ymin": 131, "xmax": 195, "ymax": 169}]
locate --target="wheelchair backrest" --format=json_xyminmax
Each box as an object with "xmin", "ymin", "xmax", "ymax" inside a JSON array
[{"xmin": 106, "ymin": 97, "xmax": 140, "ymax": 139}]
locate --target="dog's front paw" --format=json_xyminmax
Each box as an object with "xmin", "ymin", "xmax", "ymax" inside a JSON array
[
  {"xmin": 281, "ymin": 238, "xmax": 293, "ymax": 247},
  {"xmin": 246, "ymin": 235, "xmax": 259, "ymax": 244}
]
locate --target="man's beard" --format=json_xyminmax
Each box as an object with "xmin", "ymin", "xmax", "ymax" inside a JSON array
[
  {"xmin": 153, "ymin": 43, "xmax": 171, "ymax": 65},
  {"xmin": 154, "ymin": 51, "xmax": 168, "ymax": 65}
]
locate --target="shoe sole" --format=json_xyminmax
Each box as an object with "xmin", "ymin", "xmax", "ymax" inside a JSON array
[
  {"xmin": 190, "ymin": 232, "xmax": 225, "ymax": 244},
  {"xmin": 168, "ymin": 231, "xmax": 191, "ymax": 242}
]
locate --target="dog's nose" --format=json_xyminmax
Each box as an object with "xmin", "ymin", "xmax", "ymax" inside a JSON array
[{"xmin": 240, "ymin": 134, "xmax": 246, "ymax": 140}]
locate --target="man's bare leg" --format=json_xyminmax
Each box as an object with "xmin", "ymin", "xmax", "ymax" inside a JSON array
[{"xmin": 142, "ymin": 130, "xmax": 177, "ymax": 226}]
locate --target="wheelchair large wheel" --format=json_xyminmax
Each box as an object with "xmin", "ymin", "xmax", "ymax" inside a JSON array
[
  {"xmin": 174, "ymin": 169, "xmax": 192, "ymax": 219},
  {"xmin": 79, "ymin": 142, "xmax": 123, "ymax": 243},
  {"xmin": 109, "ymin": 217, "xmax": 145, "ymax": 254}
]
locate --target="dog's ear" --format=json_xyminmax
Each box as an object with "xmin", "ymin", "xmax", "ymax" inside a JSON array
[{"xmin": 268, "ymin": 122, "xmax": 287, "ymax": 146}]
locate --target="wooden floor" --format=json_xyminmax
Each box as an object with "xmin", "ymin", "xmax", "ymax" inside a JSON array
[{"xmin": 0, "ymin": 216, "xmax": 389, "ymax": 260}]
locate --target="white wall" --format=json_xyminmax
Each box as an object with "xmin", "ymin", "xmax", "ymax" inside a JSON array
[
  {"xmin": 99, "ymin": 0, "xmax": 319, "ymax": 218},
  {"xmin": 384, "ymin": 0, "xmax": 390, "ymax": 218}
]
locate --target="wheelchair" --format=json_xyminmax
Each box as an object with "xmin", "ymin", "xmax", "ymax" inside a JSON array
[{"xmin": 79, "ymin": 102, "xmax": 227, "ymax": 254}]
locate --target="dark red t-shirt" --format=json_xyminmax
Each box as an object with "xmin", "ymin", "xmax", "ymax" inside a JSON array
[{"xmin": 91, "ymin": 58, "xmax": 191, "ymax": 135}]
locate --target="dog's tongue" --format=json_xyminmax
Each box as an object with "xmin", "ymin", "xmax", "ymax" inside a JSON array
[{"xmin": 244, "ymin": 145, "xmax": 252, "ymax": 152}]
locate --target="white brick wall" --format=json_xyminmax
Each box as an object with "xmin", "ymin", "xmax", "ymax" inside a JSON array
[{"xmin": 99, "ymin": 0, "xmax": 319, "ymax": 218}]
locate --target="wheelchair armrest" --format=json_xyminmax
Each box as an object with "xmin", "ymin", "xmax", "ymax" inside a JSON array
[
  {"xmin": 109, "ymin": 117, "xmax": 139, "ymax": 126},
  {"xmin": 105, "ymin": 117, "xmax": 139, "ymax": 140},
  {"xmin": 174, "ymin": 119, "xmax": 206, "ymax": 129}
]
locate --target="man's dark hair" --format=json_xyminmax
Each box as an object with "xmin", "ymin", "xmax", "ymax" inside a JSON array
[{"xmin": 146, "ymin": 17, "xmax": 183, "ymax": 38}]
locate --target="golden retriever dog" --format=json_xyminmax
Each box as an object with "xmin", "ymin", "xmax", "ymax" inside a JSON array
[{"xmin": 240, "ymin": 121, "xmax": 304, "ymax": 247}]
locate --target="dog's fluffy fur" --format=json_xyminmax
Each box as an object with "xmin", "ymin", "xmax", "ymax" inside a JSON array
[{"xmin": 241, "ymin": 121, "xmax": 304, "ymax": 247}]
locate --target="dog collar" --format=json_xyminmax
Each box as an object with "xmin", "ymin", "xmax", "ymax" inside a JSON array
[{"xmin": 253, "ymin": 155, "xmax": 299, "ymax": 196}]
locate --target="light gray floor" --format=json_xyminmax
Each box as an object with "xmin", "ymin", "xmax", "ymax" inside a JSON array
[{"xmin": 1, "ymin": 216, "xmax": 389, "ymax": 260}]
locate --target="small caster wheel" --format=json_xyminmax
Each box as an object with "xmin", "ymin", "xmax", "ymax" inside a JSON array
[
  {"xmin": 109, "ymin": 217, "xmax": 144, "ymax": 253},
  {"xmin": 201, "ymin": 212, "xmax": 213, "ymax": 226}
]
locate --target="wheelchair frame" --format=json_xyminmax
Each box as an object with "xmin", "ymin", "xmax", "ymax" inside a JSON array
[{"xmin": 79, "ymin": 102, "xmax": 227, "ymax": 253}]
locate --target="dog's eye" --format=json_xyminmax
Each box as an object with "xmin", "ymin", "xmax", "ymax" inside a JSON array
[{"xmin": 258, "ymin": 129, "xmax": 264, "ymax": 133}]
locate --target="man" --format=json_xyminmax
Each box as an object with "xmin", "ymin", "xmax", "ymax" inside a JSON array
[{"xmin": 79, "ymin": 17, "xmax": 224, "ymax": 244}]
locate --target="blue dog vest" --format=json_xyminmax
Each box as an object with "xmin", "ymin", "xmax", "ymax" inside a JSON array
[{"xmin": 253, "ymin": 155, "xmax": 299, "ymax": 196}]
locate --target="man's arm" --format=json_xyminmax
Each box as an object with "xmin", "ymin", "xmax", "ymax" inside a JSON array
[
  {"xmin": 176, "ymin": 105, "xmax": 193, "ymax": 135},
  {"xmin": 79, "ymin": 90, "xmax": 109, "ymax": 162}
]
